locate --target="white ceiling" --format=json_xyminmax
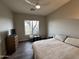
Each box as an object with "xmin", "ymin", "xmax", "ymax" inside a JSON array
[{"xmin": 2, "ymin": 0, "xmax": 71, "ymax": 16}]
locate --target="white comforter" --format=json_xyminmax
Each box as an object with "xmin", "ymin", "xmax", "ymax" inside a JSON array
[{"xmin": 32, "ymin": 38, "xmax": 79, "ymax": 59}]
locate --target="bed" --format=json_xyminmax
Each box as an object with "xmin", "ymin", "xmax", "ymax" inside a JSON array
[{"xmin": 32, "ymin": 38, "xmax": 79, "ymax": 59}]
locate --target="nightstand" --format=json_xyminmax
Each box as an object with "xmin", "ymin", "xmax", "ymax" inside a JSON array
[
  {"xmin": 30, "ymin": 36, "xmax": 41, "ymax": 42},
  {"xmin": 47, "ymin": 36, "xmax": 53, "ymax": 39}
]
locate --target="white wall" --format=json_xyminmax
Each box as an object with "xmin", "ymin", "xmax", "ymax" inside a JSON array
[
  {"xmin": 47, "ymin": 0, "xmax": 79, "ymax": 38},
  {"xmin": 14, "ymin": 13, "xmax": 46, "ymax": 41},
  {"xmin": 0, "ymin": 1, "xmax": 13, "ymax": 59}
]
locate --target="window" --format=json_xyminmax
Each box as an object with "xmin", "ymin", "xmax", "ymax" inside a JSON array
[{"xmin": 24, "ymin": 20, "xmax": 39, "ymax": 35}]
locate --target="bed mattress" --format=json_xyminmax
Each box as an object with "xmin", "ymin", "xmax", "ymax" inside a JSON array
[{"xmin": 32, "ymin": 38, "xmax": 79, "ymax": 59}]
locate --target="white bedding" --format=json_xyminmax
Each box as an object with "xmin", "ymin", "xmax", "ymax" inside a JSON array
[{"xmin": 32, "ymin": 38, "xmax": 79, "ymax": 59}]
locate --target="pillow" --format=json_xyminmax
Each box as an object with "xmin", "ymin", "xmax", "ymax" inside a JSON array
[
  {"xmin": 54, "ymin": 34, "xmax": 67, "ymax": 42},
  {"xmin": 65, "ymin": 37, "xmax": 79, "ymax": 47}
]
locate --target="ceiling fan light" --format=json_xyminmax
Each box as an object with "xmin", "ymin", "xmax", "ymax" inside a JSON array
[{"xmin": 35, "ymin": 5, "xmax": 40, "ymax": 9}]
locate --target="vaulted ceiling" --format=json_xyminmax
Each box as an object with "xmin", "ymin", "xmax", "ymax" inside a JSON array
[{"xmin": 2, "ymin": 0, "xmax": 71, "ymax": 16}]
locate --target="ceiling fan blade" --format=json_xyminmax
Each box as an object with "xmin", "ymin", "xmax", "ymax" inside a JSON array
[
  {"xmin": 40, "ymin": 1, "xmax": 51, "ymax": 6},
  {"xmin": 25, "ymin": 0, "xmax": 35, "ymax": 6}
]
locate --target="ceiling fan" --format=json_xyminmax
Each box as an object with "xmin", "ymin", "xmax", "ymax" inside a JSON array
[{"xmin": 25, "ymin": 0, "xmax": 41, "ymax": 11}]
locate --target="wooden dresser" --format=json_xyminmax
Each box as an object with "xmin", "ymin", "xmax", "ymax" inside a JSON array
[{"xmin": 6, "ymin": 35, "xmax": 18, "ymax": 55}]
